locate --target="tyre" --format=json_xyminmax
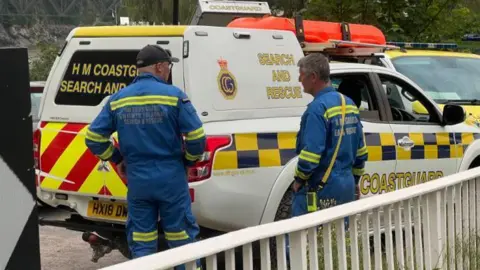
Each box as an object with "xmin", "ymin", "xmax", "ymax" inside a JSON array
[{"xmin": 269, "ymin": 188, "xmax": 293, "ymax": 269}]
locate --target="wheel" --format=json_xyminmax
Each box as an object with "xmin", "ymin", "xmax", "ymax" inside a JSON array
[
  {"xmin": 269, "ymin": 188, "xmax": 293, "ymax": 268},
  {"xmin": 469, "ymin": 156, "xmax": 480, "ymax": 169}
]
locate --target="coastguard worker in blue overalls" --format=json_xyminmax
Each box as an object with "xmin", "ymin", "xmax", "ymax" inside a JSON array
[
  {"xmin": 85, "ymin": 45, "xmax": 205, "ymax": 269},
  {"xmin": 292, "ymin": 53, "xmax": 368, "ymax": 219}
]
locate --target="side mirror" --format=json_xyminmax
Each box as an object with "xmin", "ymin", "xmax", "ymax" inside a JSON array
[
  {"xmin": 442, "ymin": 104, "xmax": 466, "ymax": 126},
  {"xmin": 412, "ymin": 101, "xmax": 428, "ymax": 115}
]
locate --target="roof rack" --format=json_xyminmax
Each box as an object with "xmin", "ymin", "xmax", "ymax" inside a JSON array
[
  {"xmin": 293, "ymin": 14, "xmax": 401, "ymax": 62},
  {"xmin": 294, "ymin": 15, "xmax": 400, "ymax": 57}
]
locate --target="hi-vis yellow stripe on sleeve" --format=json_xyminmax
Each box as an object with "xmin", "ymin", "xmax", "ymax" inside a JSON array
[
  {"xmin": 295, "ymin": 167, "xmax": 310, "ymax": 180},
  {"xmin": 98, "ymin": 144, "xmax": 114, "ymax": 160},
  {"xmin": 186, "ymin": 127, "xmax": 205, "ymax": 141},
  {"xmin": 353, "ymin": 168, "xmax": 365, "ymax": 176},
  {"xmin": 299, "ymin": 150, "xmax": 321, "ymax": 164},
  {"xmin": 185, "ymin": 151, "xmax": 202, "ymax": 161},
  {"xmin": 110, "ymin": 95, "xmax": 178, "ymax": 111},
  {"xmin": 357, "ymin": 146, "xmax": 367, "ymax": 157},
  {"xmin": 324, "ymin": 105, "xmax": 358, "ymax": 119},
  {"xmin": 86, "ymin": 129, "xmax": 110, "ymax": 143}
]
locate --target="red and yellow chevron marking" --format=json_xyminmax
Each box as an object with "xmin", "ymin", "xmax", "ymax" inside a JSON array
[{"xmin": 38, "ymin": 122, "xmax": 127, "ymax": 198}]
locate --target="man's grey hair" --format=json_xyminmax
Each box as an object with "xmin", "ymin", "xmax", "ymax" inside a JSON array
[{"xmin": 297, "ymin": 53, "xmax": 330, "ymax": 83}]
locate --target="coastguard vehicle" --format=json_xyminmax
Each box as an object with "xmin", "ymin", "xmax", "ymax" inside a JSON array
[
  {"xmin": 229, "ymin": 15, "xmax": 480, "ymax": 127},
  {"xmin": 36, "ymin": 0, "xmax": 480, "ymax": 263},
  {"xmin": 380, "ymin": 43, "xmax": 480, "ymax": 127}
]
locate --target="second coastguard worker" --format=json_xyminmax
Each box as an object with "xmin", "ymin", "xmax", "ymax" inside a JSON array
[
  {"xmin": 85, "ymin": 45, "xmax": 205, "ymax": 269},
  {"xmin": 292, "ymin": 53, "xmax": 368, "ymax": 220}
]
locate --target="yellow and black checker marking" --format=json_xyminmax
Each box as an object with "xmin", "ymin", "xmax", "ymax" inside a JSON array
[
  {"xmin": 458, "ymin": 132, "xmax": 480, "ymax": 155},
  {"xmin": 211, "ymin": 132, "xmax": 480, "ymax": 171},
  {"xmin": 213, "ymin": 133, "xmax": 297, "ymax": 170},
  {"xmin": 365, "ymin": 132, "xmax": 480, "ymax": 161}
]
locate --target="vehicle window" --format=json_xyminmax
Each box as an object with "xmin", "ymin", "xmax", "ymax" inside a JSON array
[
  {"xmin": 31, "ymin": 93, "xmax": 43, "ymax": 121},
  {"xmin": 378, "ymin": 74, "xmax": 438, "ymax": 123},
  {"xmin": 54, "ymin": 50, "xmax": 175, "ymax": 106},
  {"xmin": 391, "ymin": 56, "xmax": 480, "ymax": 104},
  {"xmin": 331, "ymin": 73, "xmax": 380, "ymax": 121}
]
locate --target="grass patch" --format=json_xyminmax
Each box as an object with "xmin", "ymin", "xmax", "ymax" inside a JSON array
[{"xmin": 309, "ymin": 225, "xmax": 480, "ymax": 270}]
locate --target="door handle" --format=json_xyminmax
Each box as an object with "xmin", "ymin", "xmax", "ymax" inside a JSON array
[{"xmin": 397, "ymin": 136, "xmax": 415, "ymax": 150}]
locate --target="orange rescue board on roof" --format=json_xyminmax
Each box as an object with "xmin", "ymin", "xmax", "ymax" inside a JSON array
[{"xmin": 227, "ymin": 16, "xmax": 386, "ymax": 45}]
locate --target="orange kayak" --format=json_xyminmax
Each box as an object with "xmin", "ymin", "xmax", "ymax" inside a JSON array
[{"xmin": 227, "ymin": 16, "xmax": 386, "ymax": 45}]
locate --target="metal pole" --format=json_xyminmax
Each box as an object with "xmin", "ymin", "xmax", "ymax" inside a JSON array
[{"xmin": 173, "ymin": 0, "xmax": 179, "ymax": 25}]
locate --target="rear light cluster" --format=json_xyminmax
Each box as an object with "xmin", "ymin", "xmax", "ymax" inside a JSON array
[
  {"xmin": 187, "ymin": 135, "xmax": 231, "ymax": 182},
  {"xmin": 33, "ymin": 129, "xmax": 41, "ymax": 186},
  {"xmin": 33, "ymin": 129, "xmax": 41, "ymax": 169}
]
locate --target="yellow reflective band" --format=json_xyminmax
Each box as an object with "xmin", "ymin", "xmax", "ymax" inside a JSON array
[
  {"xmin": 324, "ymin": 105, "xmax": 358, "ymax": 119},
  {"xmin": 98, "ymin": 144, "xmax": 114, "ymax": 160},
  {"xmin": 357, "ymin": 146, "xmax": 367, "ymax": 157},
  {"xmin": 185, "ymin": 151, "xmax": 202, "ymax": 161},
  {"xmin": 353, "ymin": 168, "xmax": 365, "ymax": 176},
  {"xmin": 85, "ymin": 129, "xmax": 110, "ymax": 143},
  {"xmin": 186, "ymin": 127, "xmax": 205, "ymax": 141},
  {"xmin": 295, "ymin": 167, "xmax": 310, "ymax": 180},
  {"xmin": 110, "ymin": 95, "xmax": 179, "ymax": 111},
  {"xmin": 165, "ymin": 230, "xmax": 189, "ymax": 241},
  {"xmin": 132, "ymin": 231, "xmax": 158, "ymax": 242},
  {"xmin": 299, "ymin": 150, "xmax": 321, "ymax": 164}
]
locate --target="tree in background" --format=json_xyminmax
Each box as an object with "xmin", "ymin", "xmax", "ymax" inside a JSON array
[
  {"xmin": 26, "ymin": 0, "xmax": 480, "ymax": 78},
  {"xmin": 122, "ymin": 0, "xmax": 196, "ymax": 24},
  {"xmin": 29, "ymin": 42, "xmax": 59, "ymax": 81},
  {"xmin": 305, "ymin": 0, "xmax": 480, "ymax": 42},
  {"xmin": 122, "ymin": 0, "xmax": 480, "ymax": 43}
]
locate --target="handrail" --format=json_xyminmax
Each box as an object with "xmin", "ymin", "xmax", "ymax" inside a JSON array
[{"xmin": 100, "ymin": 166, "xmax": 480, "ymax": 270}]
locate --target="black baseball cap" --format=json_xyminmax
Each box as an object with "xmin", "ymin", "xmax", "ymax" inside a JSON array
[{"xmin": 136, "ymin": 45, "xmax": 179, "ymax": 68}]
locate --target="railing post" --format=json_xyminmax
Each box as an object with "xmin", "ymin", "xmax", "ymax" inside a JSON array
[
  {"xmin": 289, "ymin": 230, "xmax": 308, "ymax": 270},
  {"xmin": 428, "ymin": 190, "xmax": 444, "ymax": 269}
]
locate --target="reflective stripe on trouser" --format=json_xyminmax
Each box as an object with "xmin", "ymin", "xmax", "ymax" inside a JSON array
[{"xmin": 126, "ymin": 189, "xmax": 202, "ymax": 270}]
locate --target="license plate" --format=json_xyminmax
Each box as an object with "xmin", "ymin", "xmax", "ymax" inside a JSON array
[{"xmin": 87, "ymin": 200, "xmax": 128, "ymax": 221}]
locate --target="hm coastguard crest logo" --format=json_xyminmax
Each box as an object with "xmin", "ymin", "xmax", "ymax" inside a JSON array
[{"xmin": 217, "ymin": 58, "xmax": 237, "ymax": 100}]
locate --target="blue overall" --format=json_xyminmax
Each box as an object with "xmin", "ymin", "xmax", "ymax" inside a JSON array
[
  {"xmin": 85, "ymin": 73, "xmax": 206, "ymax": 269},
  {"xmin": 293, "ymin": 86, "xmax": 368, "ymax": 218},
  {"xmin": 285, "ymin": 86, "xmax": 368, "ymax": 264}
]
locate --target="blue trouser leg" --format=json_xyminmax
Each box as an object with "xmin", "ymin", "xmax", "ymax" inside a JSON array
[
  {"xmin": 126, "ymin": 198, "xmax": 158, "ymax": 259},
  {"xmin": 159, "ymin": 184, "xmax": 201, "ymax": 270},
  {"xmin": 285, "ymin": 184, "xmax": 354, "ymax": 263}
]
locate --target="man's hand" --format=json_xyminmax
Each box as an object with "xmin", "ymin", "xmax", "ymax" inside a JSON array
[
  {"xmin": 116, "ymin": 161, "xmax": 126, "ymax": 179},
  {"xmin": 292, "ymin": 181, "xmax": 303, "ymax": 193}
]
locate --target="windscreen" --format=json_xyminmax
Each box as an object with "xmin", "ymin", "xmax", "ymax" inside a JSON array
[{"xmin": 391, "ymin": 56, "xmax": 480, "ymax": 103}]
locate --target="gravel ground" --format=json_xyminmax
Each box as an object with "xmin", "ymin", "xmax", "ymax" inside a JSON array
[{"xmin": 39, "ymin": 207, "xmax": 128, "ymax": 270}]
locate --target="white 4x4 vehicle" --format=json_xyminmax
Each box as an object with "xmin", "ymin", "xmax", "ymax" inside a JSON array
[{"xmin": 35, "ymin": 2, "xmax": 480, "ymax": 263}]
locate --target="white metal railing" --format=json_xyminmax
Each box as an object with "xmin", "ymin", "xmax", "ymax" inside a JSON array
[{"xmin": 100, "ymin": 166, "xmax": 480, "ymax": 270}]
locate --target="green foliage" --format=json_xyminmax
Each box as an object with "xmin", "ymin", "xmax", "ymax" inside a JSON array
[
  {"xmin": 121, "ymin": 0, "xmax": 480, "ymax": 43},
  {"xmin": 316, "ymin": 224, "xmax": 395, "ymax": 269},
  {"xmin": 122, "ymin": 0, "xmax": 196, "ymax": 25},
  {"xmin": 314, "ymin": 224, "xmax": 480, "ymax": 269},
  {"xmin": 29, "ymin": 42, "xmax": 59, "ymax": 81},
  {"xmin": 25, "ymin": 0, "xmax": 480, "ymax": 78},
  {"xmin": 303, "ymin": 0, "xmax": 480, "ymax": 42}
]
